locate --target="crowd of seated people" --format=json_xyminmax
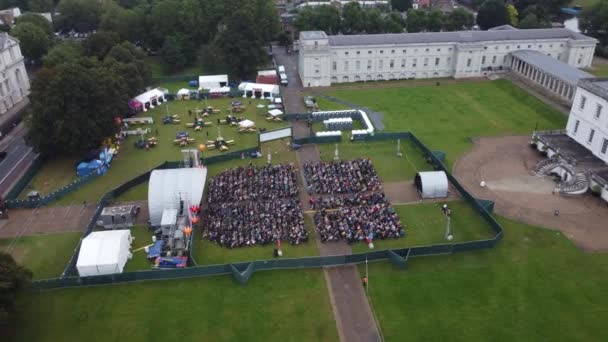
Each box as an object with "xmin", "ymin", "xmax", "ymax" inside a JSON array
[
  {"xmin": 206, "ymin": 199, "xmax": 307, "ymax": 248},
  {"xmin": 207, "ymin": 164, "xmax": 298, "ymax": 203},
  {"xmin": 303, "ymin": 159, "xmax": 381, "ymax": 194},
  {"xmin": 314, "ymin": 203, "xmax": 403, "ymax": 243},
  {"xmin": 205, "ymin": 164, "xmax": 305, "ymax": 248},
  {"xmin": 309, "ymin": 192, "xmax": 388, "ymax": 210}
]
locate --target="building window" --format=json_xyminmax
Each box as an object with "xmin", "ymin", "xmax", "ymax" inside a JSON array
[
  {"xmin": 391, "ymin": 50, "xmax": 395, "ymax": 53},
  {"xmin": 402, "ymin": 49, "xmax": 406, "ymax": 53},
  {"xmin": 401, "ymin": 59, "xmax": 405, "ymax": 67},
  {"xmin": 495, "ymin": 46, "xmax": 498, "ymax": 50},
  {"xmin": 423, "ymin": 58, "xmax": 428, "ymax": 67},
  {"xmin": 517, "ymin": 45, "xmax": 520, "ymax": 49},
  {"xmin": 539, "ymin": 44, "xmax": 543, "ymax": 48},
  {"xmin": 315, "ymin": 69, "xmax": 319, "ymax": 74},
  {"xmin": 602, "ymin": 138, "xmax": 608, "ymax": 154},
  {"xmin": 390, "ymin": 59, "xmax": 394, "ymax": 69},
  {"xmin": 484, "ymin": 46, "xmax": 488, "ymax": 50},
  {"xmin": 503, "ymin": 55, "xmax": 507, "ymax": 63},
  {"xmin": 578, "ymin": 55, "xmax": 583, "ymax": 64},
  {"xmin": 482, "ymin": 56, "xmax": 486, "ymax": 64},
  {"xmin": 368, "ymin": 51, "xmax": 372, "ymax": 54},
  {"xmin": 357, "ymin": 51, "xmax": 360, "ymax": 54},
  {"xmin": 588, "ymin": 129, "xmax": 595, "ymax": 144},
  {"xmin": 466, "ymin": 59, "xmax": 471, "ymax": 67},
  {"xmin": 425, "ymin": 48, "xmax": 429, "ymax": 52},
  {"xmin": 447, "ymin": 57, "xmax": 451, "ymax": 65},
  {"xmin": 573, "ymin": 120, "xmax": 580, "ymax": 134},
  {"xmin": 412, "ymin": 58, "xmax": 417, "ymax": 67},
  {"xmin": 314, "ymin": 41, "xmax": 318, "ymax": 47},
  {"xmin": 435, "ymin": 57, "xmax": 440, "ymax": 66},
  {"xmin": 437, "ymin": 48, "xmax": 441, "ymax": 52},
  {"xmin": 345, "ymin": 51, "xmax": 349, "ymax": 55},
  {"xmin": 380, "ymin": 50, "xmax": 384, "ymax": 54},
  {"xmin": 580, "ymin": 96, "xmax": 587, "ymax": 110},
  {"xmin": 449, "ymin": 48, "xmax": 452, "ymax": 51},
  {"xmin": 356, "ymin": 60, "xmax": 361, "ymax": 70},
  {"xmin": 506, "ymin": 46, "xmax": 510, "ymax": 50},
  {"xmin": 558, "ymin": 53, "xmax": 562, "ymax": 60},
  {"xmin": 596, "ymin": 104, "xmax": 603, "ymax": 119},
  {"xmin": 492, "ymin": 56, "xmax": 497, "ymax": 64},
  {"xmin": 378, "ymin": 60, "xmax": 383, "ymax": 69},
  {"xmin": 332, "ymin": 61, "xmax": 336, "ymax": 71},
  {"xmin": 550, "ymin": 44, "xmax": 553, "ymax": 48},
  {"xmin": 367, "ymin": 60, "xmax": 372, "ymax": 69},
  {"xmin": 560, "ymin": 44, "xmax": 564, "ymax": 47},
  {"xmin": 344, "ymin": 61, "xmax": 349, "ymax": 71},
  {"xmin": 528, "ymin": 45, "xmax": 531, "ymax": 48}
]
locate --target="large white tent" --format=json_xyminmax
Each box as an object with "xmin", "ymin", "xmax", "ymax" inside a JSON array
[
  {"xmin": 198, "ymin": 75, "xmax": 229, "ymax": 91},
  {"xmin": 76, "ymin": 230, "xmax": 133, "ymax": 277},
  {"xmin": 148, "ymin": 168, "xmax": 207, "ymax": 226},
  {"xmin": 238, "ymin": 82, "xmax": 280, "ymax": 99},
  {"xmin": 133, "ymin": 88, "xmax": 166, "ymax": 112},
  {"xmin": 414, "ymin": 171, "xmax": 449, "ymax": 199}
]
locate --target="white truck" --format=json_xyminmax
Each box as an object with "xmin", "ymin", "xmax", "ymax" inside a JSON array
[{"xmin": 280, "ymin": 72, "xmax": 288, "ymax": 85}]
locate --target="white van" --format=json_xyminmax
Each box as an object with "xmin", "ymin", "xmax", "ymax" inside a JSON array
[
  {"xmin": 280, "ymin": 72, "xmax": 288, "ymax": 85},
  {"xmin": 278, "ymin": 65, "xmax": 286, "ymax": 73}
]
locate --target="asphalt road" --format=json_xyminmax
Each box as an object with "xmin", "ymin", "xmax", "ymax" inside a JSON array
[{"xmin": 0, "ymin": 124, "xmax": 37, "ymax": 197}]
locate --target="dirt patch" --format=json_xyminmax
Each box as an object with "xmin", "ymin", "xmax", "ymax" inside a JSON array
[
  {"xmin": 383, "ymin": 180, "xmax": 461, "ymax": 204},
  {"xmin": 454, "ymin": 135, "xmax": 608, "ymax": 251}
]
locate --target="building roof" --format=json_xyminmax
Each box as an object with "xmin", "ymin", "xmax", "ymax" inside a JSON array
[
  {"xmin": 578, "ymin": 78, "xmax": 608, "ymax": 101},
  {"xmin": 510, "ymin": 50, "xmax": 592, "ymax": 86},
  {"xmin": 489, "ymin": 24, "xmax": 517, "ymax": 31},
  {"xmin": 324, "ymin": 28, "xmax": 596, "ymax": 46},
  {"xmin": 300, "ymin": 31, "xmax": 328, "ymax": 40}
]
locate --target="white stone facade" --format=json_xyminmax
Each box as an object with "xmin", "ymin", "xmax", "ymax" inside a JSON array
[
  {"xmin": 566, "ymin": 79, "xmax": 608, "ymax": 164},
  {"xmin": 0, "ymin": 33, "xmax": 29, "ymax": 115},
  {"xmin": 298, "ymin": 29, "xmax": 597, "ymax": 87}
]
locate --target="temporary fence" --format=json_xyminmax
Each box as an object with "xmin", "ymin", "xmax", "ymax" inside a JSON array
[
  {"xmin": 293, "ymin": 135, "xmax": 342, "ymax": 145},
  {"xmin": 28, "ymin": 131, "xmax": 503, "ymax": 290}
]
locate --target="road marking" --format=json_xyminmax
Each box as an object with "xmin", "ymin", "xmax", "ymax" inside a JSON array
[{"xmin": 0, "ymin": 146, "xmax": 33, "ymax": 184}]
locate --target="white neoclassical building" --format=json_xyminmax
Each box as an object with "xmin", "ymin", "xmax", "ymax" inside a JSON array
[
  {"xmin": 0, "ymin": 32, "xmax": 29, "ymax": 115},
  {"xmin": 298, "ymin": 27, "xmax": 597, "ymax": 87}
]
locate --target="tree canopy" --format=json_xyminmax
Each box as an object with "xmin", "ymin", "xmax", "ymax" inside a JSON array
[
  {"xmin": 476, "ymin": 0, "xmax": 510, "ymax": 30},
  {"xmin": 0, "ymin": 252, "xmax": 32, "ymax": 323},
  {"xmin": 10, "ymin": 22, "xmax": 50, "ymax": 60},
  {"xmin": 580, "ymin": 0, "xmax": 608, "ymax": 47},
  {"xmin": 405, "ymin": 9, "xmax": 427, "ymax": 33},
  {"xmin": 444, "ymin": 8, "xmax": 475, "ymax": 31},
  {"xmin": 391, "ymin": 0, "xmax": 413, "ymax": 12}
]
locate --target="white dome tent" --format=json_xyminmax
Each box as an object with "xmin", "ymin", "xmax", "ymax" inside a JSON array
[
  {"xmin": 414, "ymin": 171, "xmax": 449, "ymax": 199},
  {"xmin": 76, "ymin": 230, "xmax": 133, "ymax": 276},
  {"xmin": 148, "ymin": 168, "xmax": 207, "ymax": 226}
]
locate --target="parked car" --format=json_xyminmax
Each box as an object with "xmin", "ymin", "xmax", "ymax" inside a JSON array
[
  {"xmin": 304, "ymin": 96, "xmax": 315, "ymax": 109},
  {"xmin": 0, "ymin": 151, "xmax": 7, "ymax": 162}
]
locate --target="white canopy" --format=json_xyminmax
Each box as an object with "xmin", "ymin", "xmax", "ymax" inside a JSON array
[
  {"xmin": 239, "ymin": 119, "xmax": 255, "ymax": 128},
  {"xmin": 177, "ymin": 88, "xmax": 190, "ymax": 95},
  {"xmin": 268, "ymin": 109, "xmax": 283, "ymax": 117},
  {"xmin": 198, "ymin": 75, "xmax": 229, "ymax": 91},
  {"xmin": 238, "ymin": 82, "xmax": 280, "ymax": 99},
  {"xmin": 76, "ymin": 230, "xmax": 133, "ymax": 277},
  {"xmin": 134, "ymin": 88, "xmax": 165, "ymax": 111},
  {"xmin": 148, "ymin": 168, "xmax": 207, "ymax": 226},
  {"xmin": 208, "ymin": 86, "xmax": 231, "ymax": 93},
  {"xmin": 415, "ymin": 171, "xmax": 449, "ymax": 199}
]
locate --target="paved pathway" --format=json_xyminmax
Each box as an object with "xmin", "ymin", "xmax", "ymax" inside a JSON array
[
  {"xmin": 274, "ymin": 46, "xmax": 382, "ymax": 342},
  {"xmin": 0, "ymin": 203, "xmax": 96, "ymax": 238}
]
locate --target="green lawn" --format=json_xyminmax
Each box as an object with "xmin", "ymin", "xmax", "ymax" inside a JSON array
[
  {"xmin": 326, "ymin": 79, "xmax": 567, "ymax": 167},
  {"xmin": 586, "ymin": 64, "xmax": 608, "ymax": 77},
  {"xmin": 22, "ymin": 97, "xmax": 291, "ymax": 204},
  {"xmin": 351, "ymin": 201, "xmax": 495, "ymax": 254},
  {"xmin": 122, "ymin": 225, "xmax": 155, "ymax": 272},
  {"xmin": 363, "ymin": 216, "xmax": 608, "ymax": 341},
  {"xmin": 194, "ymin": 214, "xmax": 319, "ymax": 265},
  {"xmin": 17, "ymin": 156, "xmax": 78, "ymax": 200},
  {"xmin": 6, "ymin": 269, "xmax": 338, "ymax": 342},
  {"xmin": 317, "ymin": 139, "xmax": 433, "ymax": 182},
  {"xmin": 0, "ymin": 232, "xmax": 81, "ymax": 279}
]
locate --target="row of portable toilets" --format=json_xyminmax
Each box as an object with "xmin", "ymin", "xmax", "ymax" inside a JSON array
[
  {"xmin": 323, "ymin": 117, "xmax": 353, "ymax": 130},
  {"xmin": 311, "ymin": 110, "xmax": 361, "ymax": 121}
]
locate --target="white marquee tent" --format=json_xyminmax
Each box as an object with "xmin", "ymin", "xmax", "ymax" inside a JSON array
[
  {"xmin": 76, "ymin": 230, "xmax": 133, "ymax": 277},
  {"xmin": 239, "ymin": 119, "xmax": 255, "ymax": 128},
  {"xmin": 134, "ymin": 88, "xmax": 166, "ymax": 112},
  {"xmin": 148, "ymin": 168, "xmax": 207, "ymax": 226},
  {"xmin": 198, "ymin": 75, "xmax": 229, "ymax": 91},
  {"xmin": 238, "ymin": 82, "xmax": 280, "ymax": 99},
  {"xmin": 414, "ymin": 171, "xmax": 449, "ymax": 199}
]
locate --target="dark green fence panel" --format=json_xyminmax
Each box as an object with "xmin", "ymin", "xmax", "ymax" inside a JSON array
[
  {"xmin": 230, "ymin": 262, "xmax": 255, "ymax": 285},
  {"xmin": 284, "ymin": 113, "xmax": 311, "ymax": 121},
  {"xmin": 452, "ymin": 239, "xmax": 496, "ymax": 253},
  {"xmin": 475, "ymin": 198, "xmax": 495, "ymax": 213},
  {"xmin": 344, "ymin": 253, "xmax": 368, "ymax": 264},
  {"xmin": 293, "ymin": 135, "xmax": 341, "ymax": 145},
  {"xmin": 320, "ymin": 255, "xmax": 346, "ymax": 266},
  {"xmin": 432, "ymin": 151, "xmax": 446, "ymax": 163},
  {"xmin": 202, "ymin": 147, "xmax": 259, "ymax": 165},
  {"xmin": 387, "ymin": 250, "xmax": 408, "ymax": 270},
  {"xmin": 409, "ymin": 244, "xmax": 453, "ymax": 257}
]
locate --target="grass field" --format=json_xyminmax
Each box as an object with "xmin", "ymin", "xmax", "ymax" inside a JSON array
[
  {"xmin": 0, "ymin": 232, "xmax": 81, "ymax": 279},
  {"xmin": 351, "ymin": 201, "xmax": 495, "ymax": 254},
  {"xmin": 22, "ymin": 97, "xmax": 291, "ymax": 204},
  {"xmin": 326, "ymin": 79, "xmax": 567, "ymax": 167},
  {"xmin": 363, "ymin": 216, "xmax": 608, "ymax": 341},
  {"xmin": 6, "ymin": 269, "xmax": 338, "ymax": 342},
  {"xmin": 586, "ymin": 64, "xmax": 608, "ymax": 77},
  {"xmin": 317, "ymin": 139, "xmax": 433, "ymax": 182},
  {"xmin": 122, "ymin": 225, "xmax": 155, "ymax": 272}
]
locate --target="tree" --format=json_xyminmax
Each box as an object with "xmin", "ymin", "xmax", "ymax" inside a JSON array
[
  {"xmin": 0, "ymin": 252, "xmax": 32, "ymax": 323},
  {"xmin": 160, "ymin": 35, "xmax": 186, "ymax": 72},
  {"xmin": 476, "ymin": 0, "xmax": 509, "ymax": 30},
  {"xmin": 444, "ymin": 8, "xmax": 475, "ymax": 31},
  {"xmin": 82, "ymin": 31, "xmax": 121, "ymax": 59},
  {"xmin": 294, "ymin": 7, "xmax": 316, "ymax": 32},
  {"xmin": 518, "ymin": 13, "xmax": 551, "ymax": 29},
  {"xmin": 215, "ymin": 8, "xmax": 266, "ymax": 78},
  {"xmin": 580, "ymin": 0, "xmax": 608, "ymax": 46},
  {"xmin": 365, "ymin": 9, "xmax": 385, "ymax": 34},
  {"xmin": 105, "ymin": 42, "xmax": 150, "ymax": 96},
  {"xmin": 506, "ymin": 4, "xmax": 519, "ymax": 27},
  {"xmin": 42, "ymin": 41, "xmax": 82, "ymax": 67},
  {"xmin": 342, "ymin": 2, "xmax": 365, "ymax": 34},
  {"xmin": 314, "ymin": 5, "xmax": 341, "ymax": 34},
  {"xmin": 15, "ymin": 13, "xmax": 52, "ymax": 38},
  {"xmin": 55, "ymin": 0, "xmax": 102, "ymax": 32},
  {"xmin": 277, "ymin": 31, "xmax": 293, "ymax": 47},
  {"xmin": 28, "ymin": 0, "xmax": 53, "ymax": 12},
  {"xmin": 426, "ymin": 10, "xmax": 444, "ymax": 32},
  {"xmin": 512, "ymin": 0, "xmax": 570, "ymax": 18},
  {"xmin": 405, "ymin": 9, "xmax": 427, "ymax": 33},
  {"xmin": 26, "ymin": 58, "xmax": 128, "ymax": 156},
  {"xmin": 384, "ymin": 12, "xmax": 405, "ymax": 33},
  {"xmin": 391, "ymin": 0, "xmax": 413, "ymax": 12},
  {"xmin": 10, "ymin": 22, "xmax": 49, "ymax": 60}
]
